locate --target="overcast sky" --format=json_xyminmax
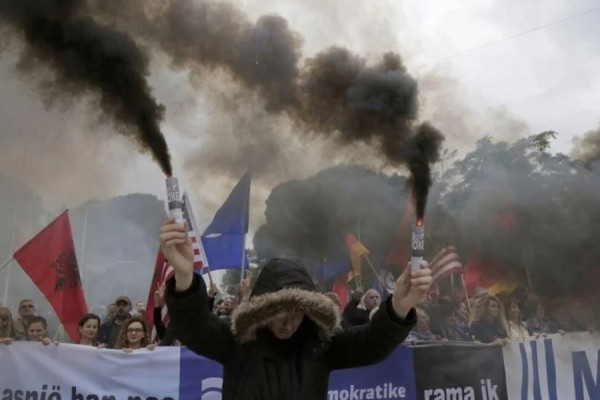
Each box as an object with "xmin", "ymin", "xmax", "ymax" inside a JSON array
[{"xmin": 1, "ymin": 0, "xmax": 599, "ymax": 231}]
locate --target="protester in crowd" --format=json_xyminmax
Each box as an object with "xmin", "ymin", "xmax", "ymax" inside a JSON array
[
  {"xmin": 208, "ymin": 281, "xmax": 219, "ymax": 312},
  {"xmin": 439, "ymin": 305, "xmax": 470, "ymax": 342},
  {"xmin": 406, "ymin": 307, "xmax": 440, "ymax": 343},
  {"xmin": 98, "ymin": 295, "xmax": 132, "ymax": 348},
  {"xmin": 471, "ymin": 287, "xmax": 488, "ymax": 310},
  {"xmin": 525, "ymin": 300, "xmax": 552, "ymax": 336},
  {"xmin": 14, "ymin": 299, "xmax": 36, "ymax": 340},
  {"xmin": 504, "ymin": 297, "xmax": 529, "ymax": 340},
  {"xmin": 116, "ymin": 316, "xmax": 155, "ymax": 353},
  {"xmin": 0, "ymin": 306, "xmax": 17, "ymax": 343},
  {"xmin": 78, "ymin": 313, "xmax": 102, "ymax": 347},
  {"xmin": 470, "ymin": 295, "xmax": 508, "ymax": 345},
  {"xmin": 134, "ymin": 301, "xmax": 146, "ymax": 317},
  {"xmin": 25, "ymin": 316, "xmax": 58, "ymax": 345},
  {"xmin": 455, "ymin": 301, "xmax": 470, "ymax": 327},
  {"xmin": 103, "ymin": 304, "xmax": 117, "ymax": 322},
  {"xmin": 216, "ymin": 296, "xmax": 235, "ymax": 324},
  {"xmin": 160, "ymin": 218, "xmax": 431, "ymax": 400},
  {"xmin": 342, "ymin": 288, "xmax": 381, "ymax": 326}
]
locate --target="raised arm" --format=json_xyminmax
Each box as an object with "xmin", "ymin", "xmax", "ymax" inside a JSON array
[
  {"xmin": 325, "ymin": 263, "xmax": 431, "ymax": 370},
  {"xmin": 160, "ymin": 218, "xmax": 237, "ymax": 363}
]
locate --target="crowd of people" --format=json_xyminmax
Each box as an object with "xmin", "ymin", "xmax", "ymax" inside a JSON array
[
  {"xmin": 340, "ymin": 285, "xmax": 598, "ymax": 345},
  {"xmin": 0, "ymin": 273, "xmax": 596, "ymax": 350}
]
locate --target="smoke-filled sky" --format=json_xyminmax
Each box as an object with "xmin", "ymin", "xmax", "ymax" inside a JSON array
[{"xmin": 1, "ymin": 0, "xmax": 599, "ymax": 237}]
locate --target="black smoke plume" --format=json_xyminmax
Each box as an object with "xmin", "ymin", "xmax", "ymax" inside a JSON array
[
  {"xmin": 0, "ymin": 0, "xmax": 172, "ymax": 175},
  {"xmin": 87, "ymin": 0, "xmax": 444, "ymax": 211},
  {"xmin": 256, "ymin": 144, "xmax": 600, "ymax": 326}
]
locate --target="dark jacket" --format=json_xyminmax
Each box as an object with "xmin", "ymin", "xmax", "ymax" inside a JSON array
[
  {"xmin": 98, "ymin": 318, "xmax": 126, "ymax": 348},
  {"xmin": 166, "ymin": 258, "xmax": 415, "ymax": 400},
  {"xmin": 470, "ymin": 319, "xmax": 507, "ymax": 344},
  {"xmin": 342, "ymin": 297, "xmax": 371, "ymax": 327}
]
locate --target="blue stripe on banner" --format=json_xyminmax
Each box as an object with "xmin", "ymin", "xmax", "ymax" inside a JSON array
[
  {"xmin": 544, "ymin": 338, "xmax": 558, "ymax": 400},
  {"xmin": 530, "ymin": 341, "xmax": 542, "ymax": 400},
  {"xmin": 179, "ymin": 347, "xmax": 224, "ymax": 400},
  {"xmin": 519, "ymin": 342, "xmax": 528, "ymax": 400}
]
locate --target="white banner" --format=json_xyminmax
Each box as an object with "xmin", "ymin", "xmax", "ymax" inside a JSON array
[
  {"xmin": 503, "ymin": 332, "xmax": 600, "ymax": 400},
  {"xmin": 1, "ymin": 342, "xmax": 181, "ymax": 400}
]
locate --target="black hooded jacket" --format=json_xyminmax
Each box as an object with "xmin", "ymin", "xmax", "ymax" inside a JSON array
[{"xmin": 166, "ymin": 258, "xmax": 416, "ymax": 400}]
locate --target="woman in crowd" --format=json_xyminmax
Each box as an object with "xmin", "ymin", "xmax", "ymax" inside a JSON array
[
  {"xmin": 78, "ymin": 313, "xmax": 102, "ymax": 347},
  {"xmin": 525, "ymin": 300, "xmax": 552, "ymax": 335},
  {"xmin": 470, "ymin": 295, "xmax": 508, "ymax": 345},
  {"xmin": 116, "ymin": 316, "xmax": 155, "ymax": 353},
  {"xmin": 0, "ymin": 306, "xmax": 17, "ymax": 343},
  {"xmin": 504, "ymin": 298, "xmax": 529, "ymax": 340}
]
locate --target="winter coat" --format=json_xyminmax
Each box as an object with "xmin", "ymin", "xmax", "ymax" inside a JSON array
[
  {"xmin": 342, "ymin": 297, "xmax": 371, "ymax": 327},
  {"xmin": 166, "ymin": 258, "xmax": 416, "ymax": 400}
]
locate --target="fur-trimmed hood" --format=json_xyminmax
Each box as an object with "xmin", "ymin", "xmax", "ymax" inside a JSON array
[{"xmin": 231, "ymin": 258, "xmax": 341, "ymax": 343}]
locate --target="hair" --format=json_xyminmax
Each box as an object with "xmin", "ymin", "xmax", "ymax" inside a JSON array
[
  {"xmin": 26, "ymin": 316, "xmax": 47, "ymax": 329},
  {"xmin": 19, "ymin": 299, "xmax": 34, "ymax": 307},
  {"xmin": 358, "ymin": 289, "xmax": 381, "ymax": 311},
  {"xmin": 503, "ymin": 297, "xmax": 523, "ymax": 324},
  {"xmin": 78, "ymin": 313, "xmax": 101, "ymax": 328},
  {"xmin": 0, "ymin": 306, "xmax": 16, "ymax": 339},
  {"xmin": 470, "ymin": 295, "xmax": 507, "ymax": 331},
  {"xmin": 116, "ymin": 316, "xmax": 150, "ymax": 349}
]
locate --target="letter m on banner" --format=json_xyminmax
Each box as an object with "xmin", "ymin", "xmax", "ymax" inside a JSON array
[{"xmin": 572, "ymin": 351, "xmax": 600, "ymax": 400}]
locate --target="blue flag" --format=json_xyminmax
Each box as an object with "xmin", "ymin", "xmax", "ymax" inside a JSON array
[
  {"xmin": 201, "ymin": 172, "xmax": 251, "ymax": 271},
  {"xmin": 318, "ymin": 255, "xmax": 351, "ymax": 282},
  {"xmin": 204, "ymin": 172, "xmax": 250, "ymax": 234}
]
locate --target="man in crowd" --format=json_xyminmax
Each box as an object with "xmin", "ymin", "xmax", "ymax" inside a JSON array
[
  {"xmin": 343, "ymin": 288, "xmax": 381, "ymax": 326},
  {"xmin": 406, "ymin": 307, "xmax": 440, "ymax": 342},
  {"xmin": 98, "ymin": 295, "xmax": 132, "ymax": 348},
  {"xmin": 14, "ymin": 299, "xmax": 36, "ymax": 340},
  {"xmin": 160, "ymin": 218, "xmax": 432, "ymax": 400},
  {"xmin": 216, "ymin": 297, "xmax": 235, "ymax": 323},
  {"xmin": 26, "ymin": 316, "xmax": 48, "ymax": 341}
]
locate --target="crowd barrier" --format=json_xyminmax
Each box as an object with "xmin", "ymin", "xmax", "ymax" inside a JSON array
[{"xmin": 1, "ymin": 332, "xmax": 598, "ymax": 400}]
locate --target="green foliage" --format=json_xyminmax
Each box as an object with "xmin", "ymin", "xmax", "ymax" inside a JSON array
[{"xmin": 528, "ymin": 130, "xmax": 558, "ymax": 153}]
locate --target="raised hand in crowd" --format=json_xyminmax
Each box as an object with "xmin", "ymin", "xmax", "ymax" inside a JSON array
[
  {"xmin": 40, "ymin": 337, "xmax": 59, "ymax": 346},
  {"xmin": 154, "ymin": 285, "xmax": 164, "ymax": 309},
  {"xmin": 392, "ymin": 262, "xmax": 433, "ymax": 319},
  {"xmin": 237, "ymin": 271, "xmax": 252, "ymax": 304},
  {"xmin": 208, "ymin": 281, "xmax": 219, "ymax": 298},
  {"xmin": 160, "ymin": 218, "xmax": 195, "ymax": 291}
]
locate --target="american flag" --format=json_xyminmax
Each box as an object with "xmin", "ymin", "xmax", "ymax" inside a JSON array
[
  {"xmin": 429, "ymin": 245, "xmax": 463, "ymax": 284},
  {"xmin": 146, "ymin": 193, "xmax": 208, "ymax": 341}
]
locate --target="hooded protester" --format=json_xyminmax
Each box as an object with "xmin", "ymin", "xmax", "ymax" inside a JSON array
[{"xmin": 160, "ymin": 218, "xmax": 432, "ymax": 400}]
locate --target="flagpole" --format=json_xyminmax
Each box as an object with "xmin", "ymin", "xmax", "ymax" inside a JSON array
[
  {"xmin": 1, "ymin": 259, "xmax": 11, "ymax": 305},
  {"xmin": 80, "ymin": 205, "xmax": 89, "ymax": 300},
  {"xmin": 460, "ymin": 274, "xmax": 472, "ymax": 313},
  {"xmin": 239, "ymin": 233, "xmax": 246, "ymax": 286},
  {"xmin": 364, "ymin": 256, "xmax": 384, "ymax": 292},
  {"xmin": 0, "ymin": 257, "xmax": 12, "ymax": 273}
]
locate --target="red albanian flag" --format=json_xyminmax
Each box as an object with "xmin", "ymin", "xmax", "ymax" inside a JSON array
[{"xmin": 14, "ymin": 211, "xmax": 88, "ymax": 341}]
